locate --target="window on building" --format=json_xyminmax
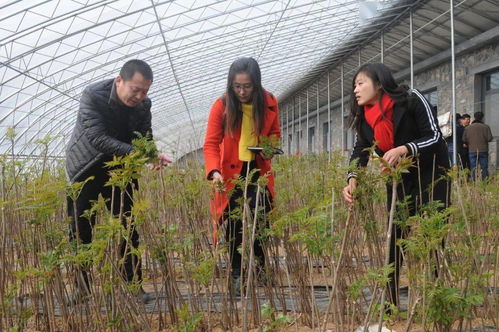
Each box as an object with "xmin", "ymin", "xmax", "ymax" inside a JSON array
[
  {"xmin": 308, "ymin": 127, "xmax": 315, "ymax": 153},
  {"xmin": 296, "ymin": 130, "xmax": 301, "ymax": 152},
  {"xmin": 323, "ymin": 122, "xmax": 330, "ymax": 152},
  {"xmin": 482, "ymin": 70, "xmax": 499, "ymax": 136},
  {"xmin": 346, "ymin": 128, "xmax": 355, "ymax": 152},
  {"xmin": 288, "ymin": 134, "xmax": 292, "ymax": 154},
  {"xmin": 423, "ymin": 89, "xmax": 438, "ymax": 111}
]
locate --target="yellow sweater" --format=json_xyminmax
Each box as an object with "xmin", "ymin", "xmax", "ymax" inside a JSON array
[{"xmin": 239, "ymin": 103, "xmax": 258, "ymax": 161}]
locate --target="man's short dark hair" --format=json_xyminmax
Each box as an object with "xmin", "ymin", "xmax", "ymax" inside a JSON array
[
  {"xmin": 120, "ymin": 59, "xmax": 153, "ymax": 82},
  {"xmin": 462, "ymin": 113, "xmax": 471, "ymax": 119},
  {"xmin": 473, "ymin": 111, "xmax": 484, "ymax": 121}
]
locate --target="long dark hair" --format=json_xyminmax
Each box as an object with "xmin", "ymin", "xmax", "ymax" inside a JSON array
[
  {"xmin": 224, "ymin": 57, "xmax": 265, "ymax": 136},
  {"xmin": 349, "ymin": 63, "xmax": 407, "ymax": 135}
]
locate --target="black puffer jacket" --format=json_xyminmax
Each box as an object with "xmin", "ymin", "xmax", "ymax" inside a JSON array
[{"xmin": 66, "ymin": 79, "xmax": 152, "ymax": 182}]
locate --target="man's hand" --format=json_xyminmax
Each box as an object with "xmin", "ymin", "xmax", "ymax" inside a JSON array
[
  {"xmin": 150, "ymin": 152, "xmax": 172, "ymax": 170},
  {"xmin": 380, "ymin": 145, "xmax": 408, "ymax": 172},
  {"xmin": 343, "ymin": 177, "xmax": 357, "ymax": 204}
]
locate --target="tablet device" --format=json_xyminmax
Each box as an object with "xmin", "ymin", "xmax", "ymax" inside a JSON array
[
  {"xmin": 247, "ymin": 146, "xmax": 263, "ymax": 152},
  {"xmin": 247, "ymin": 146, "xmax": 284, "ymax": 155}
]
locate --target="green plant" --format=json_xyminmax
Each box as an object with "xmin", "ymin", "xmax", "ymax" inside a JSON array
[
  {"xmin": 260, "ymin": 135, "xmax": 281, "ymax": 159},
  {"xmin": 261, "ymin": 302, "xmax": 292, "ymax": 332},
  {"xmin": 176, "ymin": 304, "xmax": 203, "ymax": 332},
  {"xmin": 0, "ymin": 147, "xmax": 497, "ymax": 331}
]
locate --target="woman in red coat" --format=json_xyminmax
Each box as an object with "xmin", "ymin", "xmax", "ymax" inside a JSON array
[{"xmin": 203, "ymin": 57, "xmax": 280, "ymax": 292}]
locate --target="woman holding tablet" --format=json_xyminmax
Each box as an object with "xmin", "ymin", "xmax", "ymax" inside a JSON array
[{"xmin": 203, "ymin": 57, "xmax": 281, "ymax": 294}]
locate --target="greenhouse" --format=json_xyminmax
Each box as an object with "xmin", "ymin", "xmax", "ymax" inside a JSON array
[{"xmin": 0, "ymin": 0, "xmax": 498, "ymax": 331}]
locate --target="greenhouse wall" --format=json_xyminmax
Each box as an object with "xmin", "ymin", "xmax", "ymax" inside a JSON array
[{"xmin": 281, "ymin": 39, "xmax": 499, "ymax": 174}]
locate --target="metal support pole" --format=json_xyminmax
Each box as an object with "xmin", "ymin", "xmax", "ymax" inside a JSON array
[
  {"xmin": 286, "ymin": 104, "xmax": 290, "ymax": 154},
  {"xmin": 280, "ymin": 103, "xmax": 284, "ymax": 149},
  {"xmin": 306, "ymin": 88, "xmax": 310, "ymax": 153},
  {"xmin": 279, "ymin": 105, "xmax": 289, "ymax": 154},
  {"xmin": 279, "ymin": 105, "xmax": 288, "ymax": 152},
  {"xmin": 409, "ymin": 9, "xmax": 414, "ymax": 89},
  {"xmin": 380, "ymin": 32, "xmax": 384, "ymax": 63},
  {"xmin": 327, "ymin": 71, "xmax": 331, "ymax": 162},
  {"xmin": 292, "ymin": 98, "xmax": 295, "ymax": 154},
  {"xmin": 450, "ymin": 0, "xmax": 457, "ymax": 166},
  {"xmin": 316, "ymin": 82, "xmax": 320, "ymax": 153},
  {"xmin": 284, "ymin": 105, "xmax": 287, "ymax": 152},
  {"xmin": 298, "ymin": 95, "xmax": 302, "ymax": 153},
  {"xmin": 341, "ymin": 64, "xmax": 345, "ymax": 151}
]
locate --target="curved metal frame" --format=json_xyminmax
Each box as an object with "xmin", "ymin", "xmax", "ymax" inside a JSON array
[{"xmin": 2, "ymin": 0, "xmax": 496, "ymax": 159}]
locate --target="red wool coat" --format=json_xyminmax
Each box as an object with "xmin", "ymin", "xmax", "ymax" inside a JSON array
[{"xmin": 203, "ymin": 91, "xmax": 281, "ymax": 239}]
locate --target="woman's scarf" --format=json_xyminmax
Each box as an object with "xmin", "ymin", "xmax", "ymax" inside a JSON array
[{"xmin": 364, "ymin": 93, "xmax": 395, "ymax": 153}]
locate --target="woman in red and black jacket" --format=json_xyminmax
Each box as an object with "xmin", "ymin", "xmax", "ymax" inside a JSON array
[{"xmin": 342, "ymin": 63, "xmax": 450, "ymax": 307}]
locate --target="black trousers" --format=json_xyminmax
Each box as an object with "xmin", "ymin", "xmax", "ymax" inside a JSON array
[
  {"xmin": 224, "ymin": 161, "xmax": 272, "ymax": 277},
  {"xmin": 67, "ymin": 162, "xmax": 141, "ymax": 288},
  {"xmin": 459, "ymin": 148, "xmax": 469, "ymax": 169},
  {"xmin": 386, "ymin": 171, "xmax": 450, "ymax": 306}
]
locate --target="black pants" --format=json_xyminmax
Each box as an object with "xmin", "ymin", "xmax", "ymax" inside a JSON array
[
  {"xmin": 386, "ymin": 171, "xmax": 450, "ymax": 306},
  {"xmin": 67, "ymin": 162, "xmax": 141, "ymax": 288},
  {"xmin": 459, "ymin": 149, "xmax": 469, "ymax": 170},
  {"xmin": 224, "ymin": 161, "xmax": 272, "ymax": 277}
]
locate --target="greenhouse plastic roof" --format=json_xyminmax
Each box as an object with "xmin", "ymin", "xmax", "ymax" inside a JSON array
[{"xmin": 0, "ymin": 0, "xmax": 437, "ymax": 159}]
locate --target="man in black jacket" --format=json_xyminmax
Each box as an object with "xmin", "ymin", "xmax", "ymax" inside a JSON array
[
  {"xmin": 445, "ymin": 113, "xmax": 465, "ymax": 167},
  {"xmin": 66, "ymin": 59, "xmax": 170, "ymax": 303}
]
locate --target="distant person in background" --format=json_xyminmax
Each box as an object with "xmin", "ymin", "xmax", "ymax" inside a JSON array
[
  {"xmin": 461, "ymin": 113, "xmax": 471, "ymax": 127},
  {"xmin": 459, "ymin": 113, "xmax": 471, "ymax": 169},
  {"xmin": 203, "ymin": 57, "xmax": 281, "ymax": 296},
  {"xmin": 446, "ymin": 113, "xmax": 465, "ymax": 167},
  {"xmin": 463, "ymin": 111, "xmax": 493, "ymax": 180}
]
